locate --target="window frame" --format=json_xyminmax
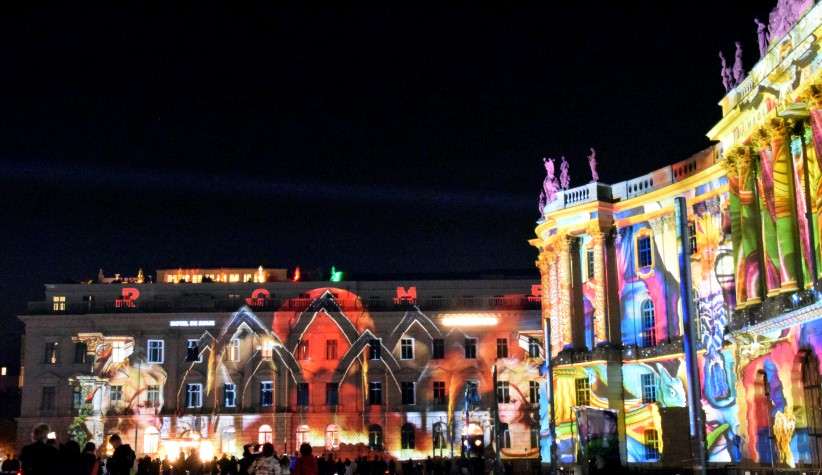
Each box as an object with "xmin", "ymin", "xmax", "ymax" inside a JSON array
[
  {"xmin": 147, "ymin": 339, "xmax": 165, "ymax": 364},
  {"xmin": 496, "ymin": 338, "xmax": 508, "ymax": 359},
  {"xmin": 641, "ymin": 373, "xmax": 657, "ymax": 404},
  {"xmin": 326, "ymin": 339, "xmax": 338, "ymax": 360},
  {"xmin": 110, "ymin": 385, "xmax": 123, "ymax": 402},
  {"xmin": 464, "ymin": 337, "xmax": 477, "ymax": 359},
  {"xmin": 228, "ymin": 338, "xmax": 240, "ymax": 362},
  {"xmin": 400, "ymin": 338, "xmax": 414, "ymax": 360},
  {"xmin": 186, "ymin": 339, "xmax": 203, "ymax": 363},
  {"xmin": 224, "ymin": 383, "xmax": 237, "ymax": 408},
  {"xmin": 260, "ymin": 380, "xmax": 273, "ymax": 407},
  {"xmin": 73, "ymin": 342, "xmax": 88, "ymax": 364},
  {"xmin": 496, "ymin": 380, "xmax": 511, "ymax": 404},
  {"xmin": 297, "ymin": 382, "xmax": 309, "ymax": 407},
  {"xmin": 41, "ymin": 386, "xmax": 56, "ymax": 411},
  {"xmin": 368, "ymin": 381, "xmax": 383, "ymax": 405},
  {"xmin": 401, "ymin": 381, "xmax": 415, "ymax": 405},
  {"xmin": 635, "ymin": 230, "xmax": 654, "ymax": 271},
  {"xmin": 528, "ymin": 337, "xmax": 541, "ymax": 358},
  {"xmin": 52, "ymin": 295, "xmax": 66, "ymax": 312},
  {"xmin": 640, "ymin": 299, "xmax": 657, "ymax": 347},
  {"xmin": 326, "ymin": 383, "xmax": 339, "ymax": 406},
  {"xmin": 186, "ymin": 383, "xmax": 203, "ymax": 408},
  {"xmin": 146, "ymin": 384, "xmax": 161, "ymax": 407},
  {"xmin": 575, "ymin": 377, "xmax": 591, "ymax": 406},
  {"xmin": 369, "ymin": 339, "xmax": 382, "ymax": 360},
  {"xmin": 433, "ymin": 381, "xmax": 447, "ymax": 405},
  {"xmin": 432, "ymin": 338, "xmax": 445, "ymax": 359}
]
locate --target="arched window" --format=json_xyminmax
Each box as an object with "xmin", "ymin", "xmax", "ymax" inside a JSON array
[
  {"xmin": 640, "ymin": 300, "xmax": 656, "ymax": 347},
  {"xmin": 433, "ymin": 422, "xmax": 448, "ymax": 450},
  {"xmin": 368, "ymin": 424, "xmax": 383, "ymax": 450},
  {"xmin": 803, "ymin": 352, "xmax": 822, "ymax": 465},
  {"xmin": 143, "ymin": 426, "xmax": 159, "ymax": 454},
  {"xmin": 221, "ymin": 427, "xmax": 236, "ymax": 456},
  {"xmin": 400, "ymin": 423, "xmax": 415, "ymax": 450},
  {"xmin": 325, "ymin": 424, "xmax": 340, "ymax": 450},
  {"xmin": 296, "ymin": 425, "xmax": 310, "ymax": 447},
  {"xmin": 258, "ymin": 424, "xmax": 273, "ymax": 444},
  {"xmin": 499, "ymin": 422, "xmax": 511, "ymax": 449}
]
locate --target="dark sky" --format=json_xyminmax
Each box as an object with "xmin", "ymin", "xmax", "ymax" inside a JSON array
[{"xmin": 0, "ymin": 2, "xmax": 776, "ymax": 340}]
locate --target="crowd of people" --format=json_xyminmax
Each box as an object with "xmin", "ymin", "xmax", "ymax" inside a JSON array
[{"xmin": 4, "ymin": 423, "xmax": 502, "ymax": 474}]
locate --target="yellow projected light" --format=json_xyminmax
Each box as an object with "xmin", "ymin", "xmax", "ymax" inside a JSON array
[{"xmin": 441, "ymin": 313, "xmax": 499, "ymax": 327}]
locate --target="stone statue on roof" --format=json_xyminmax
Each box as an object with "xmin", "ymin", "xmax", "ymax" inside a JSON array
[
  {"xmin": 732, "ymin": 42, "xmax": 744, "ymax": 86},
  {"xmin": 719, "ymin": 51, "xmax": 732, "ymax": 92},
  {"xmin": 587, "ymin": 148, "xmax": 599, "ymax": 183},
  {"xmin": 754, "ymin": 18, "xmax": 770, "ymax": 58},
  {"xmin": 559, "ymin": 156, "xmax": 570, "ymax": 190},
  {"xmin": 542, "ymin": 157, "xmax": 558, "ymax": 203}
]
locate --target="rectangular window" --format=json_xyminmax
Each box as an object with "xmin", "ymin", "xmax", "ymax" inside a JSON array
[
  {"xmin": 52, "ymin": 295, "xmax": 66, "ymax": 312},
  {"xmin": 528, "ymin": 338, "xmax": 541, "ymax": 358},
  {"xmin": 400, "ymin": 338, "xmax": 414, "ymax": 360},
  {"xmin": 637, "ymin": 235, "xmax": 653, "ymax": 268},
  {"xmin": 496, "ymin": 381, "xmax": 511, "ymax": 403},
  {"xmin": 530, "ymin": 428, "xmax": 540, "ymax": 449},
  {"xmin": 645, "ymin": 429, "xmax": 660, "ymax": 460},
  {"xmin": 73, "ymin": 342, "xmax": 87, "ymax": 364},
  {"xmin": 368, "ymin": 381, "xmax": 382, "ymax": 405},
  {"xmin": 401, "ymin": 382, "xmax": 415, "ymax": 405},
  {"xmin": 326, "ymin": 383, "xmax": 339, "ymax": 406},
  {"xmin": 688, "ymin": 221, "xmax": 698, "ymax": 255},
  {"xmin": 44, "ymin": 341, "xmax": 59, "ymax": 365},
  {"xmin": 111, "ymin": 340, "xmax": 128, "ymax": 363},
  {"xmin": 228, "ymin": 338, "xmax": 240, "ymax": 362},
  {"xmin": 464, "ymin": 338, "xmax": 477, "ymax": 359},
  {"xmin": 432, "ymin": 339, "xmax": 445, "ymax": 359},
  {"xmin": 260, "ymin": 381, "xmax": 273, "ymax": 407},
  {"xmin": 369, "ymin": 339, "xmax": 381, "ymax": 360},
  {"xmin": 433, "ymin": 381, "xmax": 447, "ymax": 405},
  {"xmin": 641, "ymin": 373, "xmax": 657, "ymax": 403},
  {"xmin": 146, "ymin": 385, "xmax": 161, "ymax": 407},
  {"xmin": 186, "ymin": 383, "xmax": 203, "ymax": 408},
  {"xmin": 297, "ymin": 383, "xmax": 309, "ymax": 406},
  {"xmin": 224, "ymin": 383, "xmax": 236, "ymax": 408},
  {"xmin": 587, "ymin": 249, "xmax": 595, "ymax": 279},
  {"xmin": 41, "ymin": 386, "xmax": 55, "ymax": 411},
  {"xmin": 496, "ymin": 338, "xmax": 508, "ymax": 358},
  {"xmin": 186, "ymin": 339, "xmax": 202, "ymax": 363},
  {"xmin": 110, "ymin": 385, "xmax": 123, "ymax": 402},
  {"xmin": 297, "ymin": 340, "xmax": 309, "ymax": 360},
  {"xmin": 147, "ymin": 340, "xmax": 164, "ymax": 364},
  {"xmin": 529, "ymin": 381, "xmax": 540, "ymax": 404},
  {"xmin": 326, "ymin": 339, "xmax": 338, "ymax": 360},
  {"xmin": 575, "ymin": 377, "xmax": 590, "ymax": 406},
  {"xmin": 72, "ymin": 386, "xmax": 82, "ymax": 411}
]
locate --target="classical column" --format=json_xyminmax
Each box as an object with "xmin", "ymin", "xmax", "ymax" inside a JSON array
[
  {"xmin": 768, "ymin": 118, "xmax": 800, "ymax": 292},
  {"xmin": 753, "ymin": 126, "xmax": 784, "ymax": 295},
  {"xmin": 556, "ymin": 236, "xmax": 573, "ymax": 350},
  {"xmin": 591, "ymin": 231, "xmax": 607, "ymax": 345}
]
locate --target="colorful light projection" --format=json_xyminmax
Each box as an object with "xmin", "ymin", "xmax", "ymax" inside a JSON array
[
  {"xmin": 552, "ymin": 364, "xmax": 609, "ymax": 464},
  {"xmin": 714, "ymin": 317, "xmax": 822, "ymax": 468}
]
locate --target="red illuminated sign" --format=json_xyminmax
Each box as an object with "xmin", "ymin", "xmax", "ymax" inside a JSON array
[
  {"xmin": 114, "ymin": 287, "xmax": 140, "ymax": 308},
  {"xmin": 246, "ymin": 288, "xmax": 270, "ymax": 308},
  {"xmin": 394, "ymin": 286, "xmax": 417, "ymax": 305}
]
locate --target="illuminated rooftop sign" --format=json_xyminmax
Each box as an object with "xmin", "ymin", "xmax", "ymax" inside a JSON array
[
  {"xmin": 440, "ymin": 313, "xmax": 499, "ymax": 327},
  {"xmin": 169, "ymin": 320, "xmax": 215, "ymax": 327}
]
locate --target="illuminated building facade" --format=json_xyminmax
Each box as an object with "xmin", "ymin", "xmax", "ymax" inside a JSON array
[
  {"xmin": 533, "ymin": 1, "xmax": 822, "ymax": 469},
  {"xmin": 17, "ymin": 270, "xmax": 544, "ymax": 464}
]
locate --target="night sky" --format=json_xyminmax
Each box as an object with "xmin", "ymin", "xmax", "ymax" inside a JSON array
[{"xmin": 0, "ymin": 1, "xmax": 775, "ymax": 354}]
